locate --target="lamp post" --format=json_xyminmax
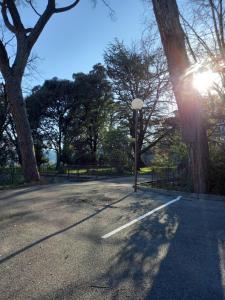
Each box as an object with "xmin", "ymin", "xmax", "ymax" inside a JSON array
[{"xmin": 131, "ymin": 98, "xmax": 144, "ymax": 192}]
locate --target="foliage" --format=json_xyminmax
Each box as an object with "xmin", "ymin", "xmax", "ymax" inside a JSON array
[
  {"xmin": 27, "ymin": 78, "xmax": 76, "ymax": 167},
  {"xmin": 104, "ymin": 40, "xmax": 172, "ymax": 167},
  {"xmin": 150, "ymin": 130, "xmax": 188, "ymax": 169},
  {"xmin": 0, "ymin": 84, "xmax": 19, "ymax": 166},
  {"xmin": 72, "ymin": 63, "xmax": 113, "ymax": 163},
  {"xmin": 26, "ymin": 64, "xmax": 113, "ymax": 166},
  {"xmin": 102, "ymin": 128, "xmax": 130, "ymax": 170},
  {"xmin": 209, "ymin": 146, "xmax": 225, "ymax": 195}
]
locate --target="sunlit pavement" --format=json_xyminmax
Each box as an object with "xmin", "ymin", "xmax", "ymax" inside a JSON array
[{"xmin": 0, "ymin": 178, "xmax": 224, "ymax": 300}]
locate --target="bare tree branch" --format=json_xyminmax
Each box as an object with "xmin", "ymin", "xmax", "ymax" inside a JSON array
[
  {"xmin": 25, "ymin": 0, "xmax": 41, "ymax": 16},
  {"xmin": 28, "ymin": 0, "xmax": 55, "ymax": 48},
  {"xmin": 54, "ymin": 0, "xmax": 80, "ymax": 13},
  {"xmin": 209, "ymin": 0, "xmax": 222, "ymax": 51},
  {"xmin": 141, "ymin": 129, "xmax": 172, "ymax": 154},
  {"xmin": 4, "ymin": 0, "xmax": 26, "ymax": 33},
  {"xmin": 179, "ymin": 12, "xmax": 214, "ymax": 58},
  {"xmin": 28, "ymin": 0, "xmax": 81, "ymax": 48},
  {"xmin": 1, "ymin": 1, "xmax": 16, "ymax": 33}
]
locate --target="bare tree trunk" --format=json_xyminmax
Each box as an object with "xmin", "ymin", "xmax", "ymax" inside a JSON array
[
  {"xmin": 90, "ymin": 145, "xmax": 97, "ymax": 164},
  {"xmin": 6, "ymin": 79, "xmax": 40, "ymax": 182},
  {"xmin": 152, "ymin": 0, "xmax": 209, "ymax": 193},
  {"xmin": 137, "ymin": 151, "xmax": 145, "ymax": 170},
  {"xmin": 56, "ymin": 151, "xmax": 61, "ymax": 170},
  {"xmin": 56, "ymin": 127, "xmax": 62, "ymax": 170}
]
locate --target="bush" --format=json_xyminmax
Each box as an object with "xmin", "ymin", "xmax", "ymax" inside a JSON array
[
  {"xmin": 209, "ymin": 150, "xmax": 225, "ymax": 195},
  {"xmin": 102, "ymin": 128, "xmax": 130, "ymax": 169}
]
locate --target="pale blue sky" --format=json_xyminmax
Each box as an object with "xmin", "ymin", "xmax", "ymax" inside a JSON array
[{"xmin": 23, "ymin": 0, "xmax": 148, "ymax": 87}]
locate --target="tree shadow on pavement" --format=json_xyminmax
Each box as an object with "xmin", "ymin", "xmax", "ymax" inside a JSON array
[
  {"xmin": 101, "ymin": 207, "xmax": 178, "ymax": 299},
  {"xmin": 101, "ymin": 199, "xmax": 225, "ymax": 300},
  {"xmin": 0, "ymin": 193, "xmax": 132, "ymax": 265},
  {"xmin": 0, "ymin": 185, "xmax": 54, "ymax": 202},
  {"xmin": 26, "ymin": 197, "xmax": 225, "ymax": 300}
]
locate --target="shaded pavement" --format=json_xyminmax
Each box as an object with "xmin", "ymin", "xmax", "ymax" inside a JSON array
[{"xmin": 0, "ymin": 178, "xmax": 224, "ymax": 299}]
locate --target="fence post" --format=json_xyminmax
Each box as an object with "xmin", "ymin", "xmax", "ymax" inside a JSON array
[{"xmin": 10, "ymin": 165, "xmax": 15, "ymax": 184}]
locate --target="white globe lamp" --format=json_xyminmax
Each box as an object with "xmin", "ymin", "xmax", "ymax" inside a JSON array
[{"xmin": 131, "ymin": 98, "xmax": 144, "ymax": 110}]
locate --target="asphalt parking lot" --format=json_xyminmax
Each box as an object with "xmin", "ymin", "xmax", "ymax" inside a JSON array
[{"xmin": 0, "ymin": 178, "xmax": 225, "ymax": 299}]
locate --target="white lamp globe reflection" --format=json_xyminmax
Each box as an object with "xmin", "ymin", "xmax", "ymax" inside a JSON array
[{"xmin": 131, "ymin": 98, "xmax": 144, "ymax": 110}]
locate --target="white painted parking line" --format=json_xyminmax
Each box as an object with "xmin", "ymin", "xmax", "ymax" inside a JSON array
[{"xmin": 101, "ymin": 196, "xmax": 182, "ymax": 239}]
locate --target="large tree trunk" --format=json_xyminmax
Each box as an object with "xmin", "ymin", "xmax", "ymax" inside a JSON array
[
  {"xmin": 152, "ymin": 0, "xmax": 209, "ymax": 193},
  {"xmin": 6, "ymin": 79, "xmax": 40, "ymax": 182}
]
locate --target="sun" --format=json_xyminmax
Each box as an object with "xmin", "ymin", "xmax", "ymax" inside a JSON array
[{"xmin": 192, "ymin": 70, "xmax": 221, "ymax": 95}]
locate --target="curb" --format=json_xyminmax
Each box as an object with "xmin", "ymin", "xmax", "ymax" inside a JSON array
[{"xmin": 138, "ymin": 184, "xmax": 225, "ymax": 202}]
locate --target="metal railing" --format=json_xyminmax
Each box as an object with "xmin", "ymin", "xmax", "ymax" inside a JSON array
[
  {"xmin": 142, "ymin": 167, "xmax": 189, "ymax": 191},
  {"xmin": 39, "ymin": 164, "xmax": 128, "ymax": 180},
  {"xmin": 0, "ymin": 166, "xmax": 24, "ymax": 186}
]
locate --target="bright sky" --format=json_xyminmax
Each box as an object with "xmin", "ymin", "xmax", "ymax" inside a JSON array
[{"xmin": 24, "ymin": 0, "xmax": 147, "ymax": 88}]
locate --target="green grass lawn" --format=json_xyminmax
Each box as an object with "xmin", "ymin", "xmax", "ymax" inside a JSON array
[
  {"xmin": 139, "ymin": 167, "xmax": 152, "ymax": 174},
  {"xmin": 41, "ymin": 166, "xmax": 153, "ymax": 176},
  {"xmin": 67, "ymin": 167, "xmax": 131, "ymax": 176}
]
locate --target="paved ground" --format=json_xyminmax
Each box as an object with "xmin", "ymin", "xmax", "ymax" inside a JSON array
[{"xmin": 0, "ymin": 177, "xmax": 225, "ymax": 300}]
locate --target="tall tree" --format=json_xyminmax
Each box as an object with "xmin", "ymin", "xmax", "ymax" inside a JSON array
[
  {"xmin": 72, "ymin": 64, "xmax": 113, "ymax": 163},
  {"xmin": 27, "ymin": 65, "xmax": 112, "ymax": 166},
  {"xmin": 152, "ymin": 0, "xmax": 209, "ymax": 193},
  {"xmin": 102, "ymin": 127, "xmax": 130, "ymax": 168},
  {"xmin": 26, "ymin": 79, "xmax": 76, "ymax": 168},
  {"xmin": 104, "ymin": 40, "xmax": 171, "ymax": 168},
  {"xmin": 0, "ymin": 0, "xmax": 81, "ymax": 182}
]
